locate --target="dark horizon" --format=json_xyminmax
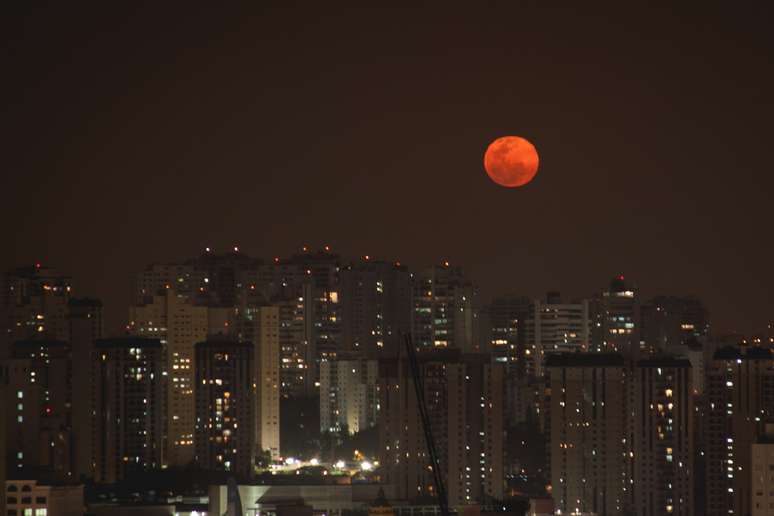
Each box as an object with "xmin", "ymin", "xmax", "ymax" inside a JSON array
[{"xmin": 3, "ymin": 4, "xmax": 773, "ymax": 335}]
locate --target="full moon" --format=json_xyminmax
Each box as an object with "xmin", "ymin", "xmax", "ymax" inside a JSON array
[{"xmin": 483, "ymin": 136, "xmax": 539, "ymax": 188}]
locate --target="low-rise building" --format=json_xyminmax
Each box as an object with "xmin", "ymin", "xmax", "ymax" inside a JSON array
[
  {"xmin": 208, "ymin": 484, "xmax": 395, "ymax": 516},
  {"xmin": 4, "ymin": 480, "xmax": 83, "ymax": 516}
]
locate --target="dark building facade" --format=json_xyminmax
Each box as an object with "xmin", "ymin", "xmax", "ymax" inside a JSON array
[
  {"xmin": 641, "ymin": 296, "xmax": 709, "ymax": 354},
  {"xmin": 590, "ymin": 275, "xmax": 641, "ymax": 360},
  {"xmin": 2, "ymin": 340, "xmax": 73, "ymax": 481},
  {"xmin": 339, "ymin": 258, "xmax": 411, "ymax": 358},
  {"xmin": 480, "ymin": 295, "xmax": 533, "ymax": 426},
  {"xmin": 378, "ymin": 349, "xmax": 504, "ymax": 506},
  {"xmin": 633, "ymin": 357, "xmax": 694, "ymax": 516},
  {"xmin": 194, "ymin": 339, "xmax": 255, "ymax": 478},
  {"xmin": 705, "ymin": 346, "xmax": 774, "ymax": 516},
  {"xmin": 93, "ymin": 337, "xmax": 165, "ymax": 483},
  {"xmin": 1, "ymin": 265, "xmax": 73, "ymax": 352},
  {"xmin": 411, "ymin": 264, "xmax": 479, "ymax": 352},
  {"xmin": 546, "ymin": 353, "xmax": 626, "ymax": 516}
]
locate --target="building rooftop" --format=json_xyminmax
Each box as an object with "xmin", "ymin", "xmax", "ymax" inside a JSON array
[
  {"xmin": 757, "ymin": 435, "xmax": 774, "ymax": 445},
  {"xmin": 637, "ymin": 356, "xmax": 692, "ymax": 368},
  {"xmin": 713, "ymin": 345, "xmax": 773, "ymax": 361},
  {"xmin": 11, "ymin": 340, "xmax": 71, "ymax": 359},
  {"xmin": 545, "ymin": 353, "xmax": 624, "ymax": 368},
  {"xmin": 12, "ymin": 339, "xmax": 69, "ymax": 349},
  {"xmin": 195, "ymin": 338, "xmax": 253, "ymax": 349},
  {"xmin": 96, "ymin": 337, "xmax": 162, "ymax": 349},
  {"xmin": 380, "ymin": 347, "xmax": 493, "ymax": 365}
]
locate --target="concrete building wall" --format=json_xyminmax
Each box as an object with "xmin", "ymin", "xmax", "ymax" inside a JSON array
[
  {"xmin": 93, "ymin": 338, "xmax": 165, "ymax": 484},
  {"xmin": 194, "ymin": 340, "xmax": 255, "ymax": 477},
  {"xmin": 257, "ymin": 306, "xmax": 281, "ymax": 458},
  {"xmin": 378, "ymin": 351, "xmax": 503, "ymax": 506},
  {"xmin": 129, "ymin": 290, "xmax": 210, "ymax": 467},
  {"xmin": 751, "ymin": 440, "xmax": 774, "ymax": 516},
  {"xmin": 547, "ymin": 355, "xmax": 625, "ymax": 516},
  {"xmin": 411, "ymin": 265, "xmax": 479, "ymax": 353},
  {"xmin": 705, "ymin": 348, "xmax": 774, "ymax": 516},
  {"xmin": 4, "ymin": 480, "xmax": 83, "ymax": 516},
  {"xmin": 69, "ymin": 299, "xmax": 102, "ymax": 480},
  {"xmin": 320, "ymin": 359, "xmax": 379, "ymax": 435},
  {"xmin": 209, "ymin": 484, "xmax": 397, "ymax": 516},
  {"xmin": 524, "ymin": 298, "xmax": 591, "ymax": 378},
  {"xmin": 633, "ymin": 359, "xmax": 694, "ymax": 516}
]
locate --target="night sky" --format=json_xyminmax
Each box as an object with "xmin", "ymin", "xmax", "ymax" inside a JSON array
[{"xmin": 3, "ymin": 4, "xmax": 773, "ymax": 335}]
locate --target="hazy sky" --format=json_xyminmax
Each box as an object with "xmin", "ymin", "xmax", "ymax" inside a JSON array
[{"xmin": 3, "ymin": 4, "xmax": 773, "ymax": 335}]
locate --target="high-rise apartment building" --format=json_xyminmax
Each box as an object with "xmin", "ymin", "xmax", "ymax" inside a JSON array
[
  {"xmin": 641, "ymin": 296, "xmax": 709, "ymax": 353},
  {"xmin": 340, "ymin": 259, "xmax": 411, "ymax": 358},
  {"xmin": 591, "ymin": 276, "xmax": 641, "ymax": 360},
  {"xmin": 129, "ymin": 290, "xmax": 211, "ymax": 467},
  {"xmin": 705, "ymin": 346, "xmax": 774, "ymax": 516},
  {"xmin": 2, "ymin": 340, "xmax": 73, "ymax": 481},
  {"xmin": 587, "ymin": 276, "xmax": 642, "ymax": 510},
  {"xmin": 378, "ymin": 349, "xmax": 503, "ymax": 506},
  {"xmin": 319, "ymin": 358, "xmax": 379, "ymax": 435},
  {"xmin": 133, "ymin": 249, "xmax": 265, "ymax": 308},
  {"xmin": 275, "ymin": 298, "xmax": 309, "ymax": 399},
  {"xmin": 67, "ymin": 298, "xmax": 103, "ymax": 480},
  {"xmin": 480, "ymin": 295, "xmax": 530, "ymax": 366},
  {"xmin": 523, "ymin": 293, "xmax": 591, "ymax": 378},
  {"xmin": 134, "ymin": 248, "xmax": 396, "ymax": 401},
  {"xmin": 633, "ymin": 357, "xmax": 694, "ymax": 516},
  {"xmin": 133, "ymin": 262, "xmax": 199, "ymax": 304},
  {"xmin": 0, "ymin": 378, "xmax": 6, "ymax": 516},
  {"xmin": 194, "ymin": 339, "xmax": 255, "ymax": 477},
  {"xmin": 751, "ymin": 424, "xmax": 774, "ymax": 516},
  {"xmin": 193, "ymin": 250, "xmax": 265, "ymax": 308},
  {"xmin": 278, "ymin": 248, "xmax": 341, "ymax": 392},
  {"xmin": 1, "ymin": 264, "xmax": 102, "ymax": 484},
  {"xmin": 412, "ymin": 263, "xmax": 479, "ymax": 352},
  {"xmin": 480, "ymin": 295, "xmax": 532, "ymax": 425},
  {"xmin": 1, "ymin": 265, "xmax": 72, "ymax": 352},
  {"xmin": 252, "ymin": 307, "xmax": 281, "ymax": 458},
  {"xmin": 93, "ymin": 338, "xmax": 165, "ymax": 484},
  {"xmin": 545, "ymin": 353, "xmax": 626, "ymax": 516}
]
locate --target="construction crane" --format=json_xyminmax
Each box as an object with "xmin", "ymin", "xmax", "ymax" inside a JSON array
[{"xmin": 404, "ymin": 334, "xmax": 450, "ymax": 516}]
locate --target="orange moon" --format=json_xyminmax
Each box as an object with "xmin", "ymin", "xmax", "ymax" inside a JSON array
[{"xmin": 483, "ymin": 136, "xmax": 539, "ymax": 187}]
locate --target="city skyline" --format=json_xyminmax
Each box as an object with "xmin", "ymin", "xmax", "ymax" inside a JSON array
[
  {"xmin": 0, "ymin": 247, "xmax": 766, "ymax": 339},
  {"xmin": 2, "ymin": 5, "xmax": 774, "ymax": 515}
]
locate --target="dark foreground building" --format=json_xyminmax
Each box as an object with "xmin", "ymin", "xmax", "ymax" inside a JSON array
[
  {"xmin": 93, "ymin": 337, "xmax": 165, "ymax": 483},
  {"xmin": 546, "ymin": 353, "xmax": 694, "ymax": 516},
  {"xmin": 194, "ymin": 338, "xmax": 255, "ymax": 478},
  {"xmin": 705, "ymin": 346, "xmax": 774, "ymax": 516},
  {"xmin": 377, "ymin": 349, "xmax": 504, "ymax": 506}
]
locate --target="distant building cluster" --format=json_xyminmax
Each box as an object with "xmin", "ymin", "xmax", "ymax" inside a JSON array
[{"xmin": 1, "ymin": 248, "xmax": 773, "ymax": 516}]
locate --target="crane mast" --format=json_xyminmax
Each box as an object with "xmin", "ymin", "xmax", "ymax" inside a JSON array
[{"xmin": 404, "ymin": 334, "xmax": 450, "ymax": 516}]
